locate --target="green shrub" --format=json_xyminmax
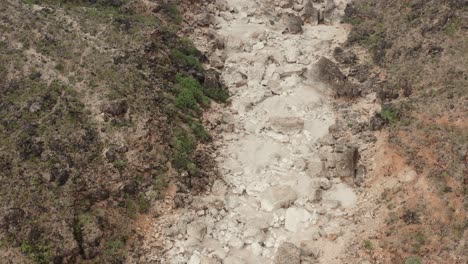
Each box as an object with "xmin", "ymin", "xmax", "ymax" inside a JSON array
[
  {"xmin": 171, "ymin": 130, "xmax": 195, "ymax": 169},
  {"xmin": 191, "ymin": 121, "xmax": 211, "ymax": 142},
  {"xmin": 171, "ymin": 49, "xmax": 202, "ymax": 71},
  {"xmin": 380, "ymin": 108, "xmax": 399, "ymax": 123},
  {"xmin": 161, "ymin": 3, "xmax": 182, "ymax": 24},
  {"xmin": 444, "ymin": 18, "xmax": 461, "ymax": 36},
  {"xmin": 175, "ymin": 87, "xmax": 199, "ymax": 110},
  {"xmin": 174, "ymin": 75, "xmax": 210, "ymax": 111},
  {"xmin": 363, "ymin": 239, "xmax": 373, "ymax": 250},
  {"xmin": 203, "ymin": 84, "xmax": 229, "ymax": 103},
  {"xmin": 105, "ymin": 238, "xmax": 126, "ymax": 257},
  {"xmin": 21, "ymin": 241, "xmax": 51, "ymax": 264},
  {"xmin": 405, "ymin": 257, "xmax": 422, "ymax": 264}
]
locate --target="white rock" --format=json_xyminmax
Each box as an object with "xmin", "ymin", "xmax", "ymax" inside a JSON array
[
  {"xmin": 250, "ymin": 242, "xmax": 263, "ymax": 256},
  {"xmin": 285, "ymin": 207, "xmax": 311, "ymax": 232},
  {"xmin": 260, "ymin": 186, "xmax": 298, "ymax": 211},
  {"xmin": 319, "ymin": 178, "xmax": 332, "ymax": 190},
  {"xmin": 227, "ymin": 37, "xmax": 244, "ymax": 51},
  {"xmin": 253, "ymin": 42, "xmax": 265, "ymax": 51},
  {"xmin": 187, "ymin": 221, "xmax": 207, "ymax": 241},
  {"xmin": 269, "ymin": 117, "xmax": 305, "ymax": 134},
  {"xmin": 228, "ymin": 237, "xmax": 244, "ymax": 249},
  {"xmin": 285, "ymin": 48, "xmax": 300, "ymax": 63},
  {"xmin": 224, "ymin": 256, "xmax": 245, "ymax": 264},
  {"xmin": 189, "ymin": 254, "xmax": 201, "ymax": 264}
]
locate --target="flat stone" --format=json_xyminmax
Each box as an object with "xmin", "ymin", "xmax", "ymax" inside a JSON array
[
  {"xmin": 187, "ymin": 221, "xmax": 207, "ymax": 241},
  {"xmin": 285, "ymin": 207, "xmax": 312, "ymax": 232},
  {"xmin": 300, "ymin": 240, "xmax": 320, "ymax": 257},
  {"xmin": 269, "ymin": 117, "xmax": 305, "ymax": 134},
  {"xmin": 189, "ymin": 254, "xmax": 201, "ymax": 264},
  {"xmin": 224, "ymin": 256, "xmax": 245, "ymax": 264},
  {"xmin": 260, "ymin": 186, "xmax": 298, "ymax": 211}
]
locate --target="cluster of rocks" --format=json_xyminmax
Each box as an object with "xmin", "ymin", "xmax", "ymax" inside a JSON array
[{"xmin": 140, "ymin": 0, "xmax": 382, "ymax": 263}]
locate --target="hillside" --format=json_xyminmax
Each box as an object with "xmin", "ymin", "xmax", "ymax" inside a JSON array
[
  {"xmin": 0, "ymin": 0, "xmax": 226, "ymax": 263},
  {"xmin": 0, "ymin": 0, "xmax": 466, "ymax": 263},
  {"xmin": 340, "ymin": 0, "xmax": 467, "ymax": 262}
]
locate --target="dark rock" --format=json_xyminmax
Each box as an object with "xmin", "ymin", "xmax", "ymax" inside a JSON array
[
  {"xmin": 302, "ymin": 0, "xmax": 319, "ymax": 24},
  {"xmin": 402, "ymin": 210, "xmax": 420, "ymax": 224},
  {"xmin": 0, "ymin": 208, "xmax": 25, "ymax": 231},
  {"xmin": 123, "ymin": 181, "xmax": 138, "ymax": 195},
  {"xmin": 315, "ymin": 57, "xmax": 360, "ymax": 97},
  {"xmin": 204, "ymin": 69, "xmax": 221, "ymax": 90},
  {"xmin": 103, "ymin": 100, "xmax": 128, "ymax": 117},
  {"xmin": 344, "ymin": 3, "xmax": 358, "ymax": 18},
  {"xmin": 348, "ymin": 64, "xmax": 370, "ymax": 83},
  {"xmin": 287, "ymin": 14, "xmax": 303, "ymax": 34},
  {"xmin": 313, "ymin": 189, "xmax": 323, "ymax": 202},
  {"xmin": 399, "ymin": 79, "xmax": 412, "ymax": 97},
  {"xmin": 354, "ymin": 164, "xmax": 366, "ymax": 186},
  {"xmin": 335, "ymin": 145, "xmax": 359, "ymax": 178},
  {"xmin": 22, "ymin": 123, "xmax": 38, "ymax": 136},
  {"xmin": 0, "ymin": 153, "xmax": 13, "ymax": 175},
  {"xmin": 198, "ymin": 13, "xmax": 216, "ymax": 27},
  {"xmin": 316, "ymin": 57, "xmax": 346, "ymax": 84},
  {"xmin": 376, "ymin": 84, "xmax": 399, "ymax": 101},
  {"xmin": 274, "ymin": 242, "xmax": 301, "ymax": 264},
  {"xmin": 333, "ymin": 47, "xmax": 357, "ymax": 64},
  {"xmin": 105, "ymin": 147, "xmax": 119, "ymax": 162},
  {"xmin": 51, "ymin": 165, "xmax": 70, "ymax": 186},
  {"xmin": 280, "ymin": 0, "xmax": 294, "ymax": 8},
  {"xmin": 87, "ymin": 188, "xmax": 110, "ymax": 203},
  {"xmin": 174, "ymin": 194, "xmax": 185, "ymax": 208},
  {"xmin": 17, "ymin": 136, "xmax": 44, "ymax": 160},
  {"xmin": 207, "ymin": 30, "xmax": 225, "ymax": 50}
]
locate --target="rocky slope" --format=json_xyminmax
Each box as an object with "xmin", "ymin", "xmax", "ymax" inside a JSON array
[
  {"xmin": 1, "ymin": 0, "xmax": 465, "ymax": 263},
  {"xmin": 136, "ymin": 0, "xmax": 467, "ymax": 263},
  {"xmin": 134, "ymin": 0, "xmax": 389, "ymax": 263}
]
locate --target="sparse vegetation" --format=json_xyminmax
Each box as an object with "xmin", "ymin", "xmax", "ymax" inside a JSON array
[
  {"xmin": 171, "ymin": 49, "xmax": 203, "ymax": 71},
  {"xmin": 380, "ymin": 107, "xmax": 399, "ymax": 124},
  {"xmin": 405, "ymin": 256, "xmax": 422, "ymax": 264},
  {"xmin": 174, "ymin": 74, "xmax": 210, "ymax": 111},
  {"xmin": 0, "ymin": 0, "xmax": 225, "ymax": 262},
  {"xmin": 346, "ymin": 0, "xmax": 466, "ymax": 262},
  {"xmin": 363, "ymin": 239, "xmax": 373, "ymax": 250},
  {"xmin": 20, "ymin": 241, "xmax": 51, "ymax": 264}
]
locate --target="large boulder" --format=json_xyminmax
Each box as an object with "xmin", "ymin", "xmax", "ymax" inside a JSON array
[
  {"xmin": 269, "ymin": 117, "xmax": 304, "ymax": 134},
  {"xmin": 285, "ymin": 207, "xmax": 312, "ymax": 232},
  {"xmin": 323, "ymin": 0, "xmax": 336, "ymax": 22},
  {"xmin": 274, "ymin": 242, "xmax": 301, "ymax": 264},
  {"xmin": 102, "ymin": 100, "xmax": 128, "ymax": 116},
  {"xmin": 204, "ymin": 69, "xmax": 221, "ymax": 90},
  {"xmin": 302, "ymin": 0, "xmax": 319, "ymax": 24},
  {"xmin": 334, "ymin": 145, "xmax": 360, "ymax": 178},
  {"xmin": 286, "ymin": 14, "xmax": 303, "ymax": 34},
  {"xmin": 187, "ymin": 221, "xmax": 207, "ymax": 241},
  {"xmin": 315, "ymin": 57, "xmax": 360, "ymax": 97},
  {"xmin": 333, "ymin": 47, "xmax": 357, "ymax": 64},
  {"xmin": 260, "ymin": 186, "xmax": 297, "ymax": 211}
]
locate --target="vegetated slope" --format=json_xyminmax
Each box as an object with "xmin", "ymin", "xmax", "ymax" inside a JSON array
[
  {"xmin": 343, "ymin": 0, "xmax": 466, "ymax": 262},
  {"xmin": 0, "ymin": 0, "xmax": 226, "ymax": 263}
]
